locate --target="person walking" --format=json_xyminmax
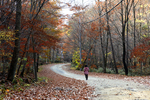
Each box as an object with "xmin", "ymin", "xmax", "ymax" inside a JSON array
[{"xmin": 84, "ymin": 65, "xmax": 89, "ymax": 80}]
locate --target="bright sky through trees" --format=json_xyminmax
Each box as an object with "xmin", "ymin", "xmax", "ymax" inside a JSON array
[
  {"xmin": 60, "ymin": 0, "xmax": 96, "ymax": 15},
  {"xmin": 60, "ymin": 0, "xmax": 99, "ymax": 24}
]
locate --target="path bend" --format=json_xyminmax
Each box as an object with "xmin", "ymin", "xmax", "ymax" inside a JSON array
[{"xmin": 50, "ymin": 64, "xmax": 150, "ymax": 100}]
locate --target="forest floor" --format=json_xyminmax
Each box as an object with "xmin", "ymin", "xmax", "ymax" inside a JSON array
[
  {"xmin": 3, "ymin": 64, "xmax": 95, "ymax": 99},
  {"xmin": 2, "ymin": 63, "xmax": 150, "ymax": 100}
]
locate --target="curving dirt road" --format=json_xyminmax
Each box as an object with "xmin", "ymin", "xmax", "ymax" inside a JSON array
[{"xmin": 50, "ymin": 64, "xmax": 150, "ymax": 100}]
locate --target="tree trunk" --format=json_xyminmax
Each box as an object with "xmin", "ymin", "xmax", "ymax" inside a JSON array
[
  {"xmin": 126, "ymin": 0, "xmax": 129, "ymax": 67},
  {"xmin": 121, "ymin": 0, "xmax": 134, "ymax": 75},
  {"xmin": 20, "ymin": 52, "xmax": 28, "ymax": 77},
  {"xmin": 32, "ymin": 36, "xmax": 37, "ymax": 82},
  {"xmin": 105, "ymin": 0, "xmax": 118, "ymax": 74},
  {"xmin": 122, "ymin": 24, "xmax": 128, "ymax": 75},
  {"xmin": 121, "ymin": 1, "xmax": 128, "ymax": 75},
  {"xmin": 98, "ymin": 0, "xmax": 106, "ymax": 73},
  {"xmin": 7, "ymin": 0, "xmax": 21, "ymax": 81},
  {"xmin": 17, "ymin": 36, "xmax": 30, "ymax": 75},
  {"xmin": 37, "ymin": 53, "xmax": 39, "ymax": 72},
  {"xmin": 133, "ymin": 0, "xmax": 137, "ymax": 67},
  {"xmin": 133, "ymin": 0, "xmax": 136, "ymax": 47},
  {"xmin": 52, "ymin": 48, "xmax": 54, "ymax": 63},
  {"xmin": 79, "ymin": 17, "xmax": 82, "ymax": 64}
]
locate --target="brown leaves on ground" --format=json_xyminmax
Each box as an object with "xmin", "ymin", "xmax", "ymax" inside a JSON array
[{"xmin": 4, "ymin": 64, "xmax": 95, "ymax": 99}]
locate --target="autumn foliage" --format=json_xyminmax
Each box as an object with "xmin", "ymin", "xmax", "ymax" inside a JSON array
[
  {"xmin": 0, "ymin": 0, "xmax": 63, "ymax": 81},
  {"xmin": 131, "ymin": 37, "xmax": 150, "ymax": 62}
]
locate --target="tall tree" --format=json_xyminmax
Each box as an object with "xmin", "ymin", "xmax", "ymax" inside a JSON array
[
  {"xmin": 121, "ymin": 0, "xmax": 133, "ymax": 75},
  {"xmin": 7, "ymin": 0, "xmax": 22, "ymax": 81},
  {"xmin": 97, "ymin": 0, "xmax": 107, "ymax": 73},
  {"xmin": 105, "ymin": 0, "xmax": 118, "ymax": 74}
]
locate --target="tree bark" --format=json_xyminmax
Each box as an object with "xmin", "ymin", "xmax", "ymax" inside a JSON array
[
  {"xmin": 121, "ymin": 1, "xmax": 127, "ymax": 75},
  {"xmin": 133, "ymin": 0, "xmax": 136, "ymax": 47},
  {"xmin": 105, "ymin": 0, "xmax": 118, "ymax": 74},
  {"xmin": 20, "ymin": 52, "xmax": 28, "ymax": 77},
  {"xmin": 126, "ymin": 0, "xmax": 129, "ymax": 66},
  {"xmin": 32, "ymin": 36, "xmax": 37, "ymax": 82},
  {"xmin": 7, "ymin": 0, "xmax": 21, "ymax": 81},
  {"xmin": 121, "ymin": 0, "xmax": 133, "ymax": 75},
  {"xmin": 79, "ymin": 17, "xmax": 82, "ymax": 65},
  {"xmin": 37, "ymin": 53, "xmax": 39, "ymax": 72},
  {"xmin": 98, "ymin": 0, "xmax": 106, "ymax": 73}
]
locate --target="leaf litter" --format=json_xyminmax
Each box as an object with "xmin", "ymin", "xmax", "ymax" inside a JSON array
[{"xmin": 4, "ymin": 64, "xmax": 95, "ymax": 99}]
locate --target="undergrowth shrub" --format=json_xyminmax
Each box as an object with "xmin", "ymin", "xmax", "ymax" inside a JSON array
[
  {"xmin": 96, "ymin": 67, "xmax": 103, "ymax": 73},
  {"xmin": 118, "ymin": 69, "xmax": 125, "ymax": 75},
  {"xmin": 106, "ymin": 68, "xmax": 112, "ymax": 73},
  {"xmin": 89, "ymin": 68, "xmax": 97, "ymax": 72}
]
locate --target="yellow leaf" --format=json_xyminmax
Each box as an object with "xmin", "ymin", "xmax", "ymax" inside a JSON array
[{"xmin": 136, "ymin": 19, "xmax": 146, "ymax": 23}]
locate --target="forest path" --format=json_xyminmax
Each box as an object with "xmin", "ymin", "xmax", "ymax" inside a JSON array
[{"xmin": 51, "ymin": 63, "xmax": 150, "ymax": 100}]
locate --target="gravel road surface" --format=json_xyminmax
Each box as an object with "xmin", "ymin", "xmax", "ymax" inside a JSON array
[{"xmin": 50, "ymin": 64, "xmax": 150, "ymax": 100}]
